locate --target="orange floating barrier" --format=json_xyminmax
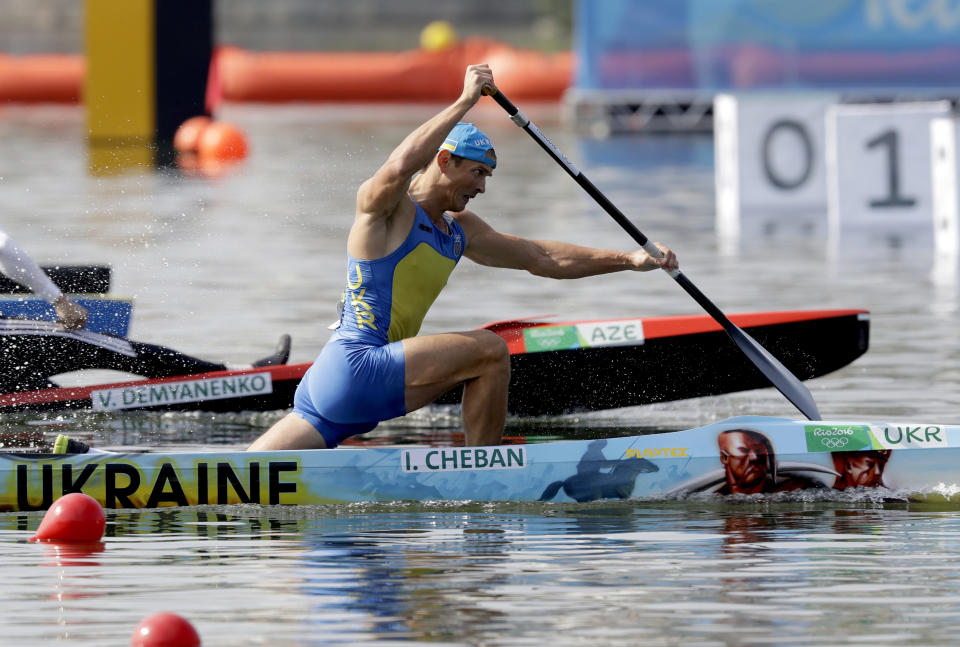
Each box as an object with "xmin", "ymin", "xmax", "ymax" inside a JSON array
[
  {"xmin": 0, "ymin": 40, "xmax": 571, "ymax": 105},
  {"xmin": 214, "ymin": 38, "xmax": 571, "ymax": 103},
  {"xmin": 0, "ymin": 53, "xmax": 84, "ymax": 103},
  {"xmin": 482, "ymin": 46, "xmax": 572, "ymax": 102}
]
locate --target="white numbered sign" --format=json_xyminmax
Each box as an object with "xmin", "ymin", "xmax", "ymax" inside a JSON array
[
  {"xmin": 826, "ymin": 101, "xmax": 952, "ymax": 254},
  {"xmin": 714, "ymin": 93, "xmax": 835, "ymax": 242},
  {"xmin": 931, "ymin": 117, "xmax": 960, "ymax": 259}
]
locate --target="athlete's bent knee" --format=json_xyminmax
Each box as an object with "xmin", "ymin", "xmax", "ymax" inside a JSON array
[{"xmin": 476, "ymin": 330, "xmax": 510, "ymax": 367}]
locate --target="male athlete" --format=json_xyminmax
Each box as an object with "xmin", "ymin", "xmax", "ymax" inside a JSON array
[
  {"xmin": 248, "ymin": 64, "xmax": 678, "ymax": 451},
  {"xmin": 0, "ymin": 227, "xmax": 290, "ymax": 394}
]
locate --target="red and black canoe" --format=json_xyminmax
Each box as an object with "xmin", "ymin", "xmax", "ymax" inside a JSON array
[{"xmin": 0, "ymin": 309, "xmax": 868, "ymax": 417}]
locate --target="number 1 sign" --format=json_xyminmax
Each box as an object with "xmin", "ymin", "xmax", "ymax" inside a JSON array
[{"xmin": 826, "ymin": 101, "xmax": 952, "ymax": 255}]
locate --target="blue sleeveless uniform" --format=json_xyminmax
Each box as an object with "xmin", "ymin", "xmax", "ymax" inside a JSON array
[{"xmin": 293, "ymin": 203, "xmax": 465, "ymax": 447}]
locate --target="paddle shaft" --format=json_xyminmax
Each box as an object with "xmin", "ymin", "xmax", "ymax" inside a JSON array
[
  {"xmin": 485, "ymin": 89, "xmax": 822, "ymax": 420},
  {"xmin": 0, "ymin": 265, "xmax": 111, "ymax": 294},
  {"xmin": 486, "ymin": 91, "xmax": 742, "ymax": 341}
]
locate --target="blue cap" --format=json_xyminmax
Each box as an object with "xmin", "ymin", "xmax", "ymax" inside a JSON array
[{"xmin": 439, "ymin": 122, "xmax": 496, "ymax": 169}]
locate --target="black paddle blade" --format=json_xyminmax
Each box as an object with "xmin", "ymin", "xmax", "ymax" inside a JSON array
[{"xmin": 727, "ymin": 325, "xmax": 822, "ymax": 420}]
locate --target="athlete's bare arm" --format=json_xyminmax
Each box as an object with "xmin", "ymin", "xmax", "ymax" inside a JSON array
[
  {"xmin": 453, "ymin": 210, "xmax": 679, "ymax": 277},
  {"xmin": 0, "ymin": 228, "xmax": 88, "ymax": 331},
  {"xmin": 350, "ymin": 65, "xmax": 495, "ymax": 260}
]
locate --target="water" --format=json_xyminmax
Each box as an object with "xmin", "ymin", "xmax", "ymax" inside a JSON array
[
  {"xmin": 3, "ymin": 103, "xmax": 960, "ymax": 645},
  {"xmin": 6, "ymin": 505, "xmax": 960, "ymax": 645}
]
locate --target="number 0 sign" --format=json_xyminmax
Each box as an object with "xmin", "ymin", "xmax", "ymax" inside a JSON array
[{"xmin": 714, "ymin": 93, "xmax": 835, "ymax": 242}]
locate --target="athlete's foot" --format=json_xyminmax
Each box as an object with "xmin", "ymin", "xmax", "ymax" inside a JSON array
[
  {"xmin": 53, "ymin": 434, "xmax": 91, "ymax": 454},
  {"xmin": 251, "ymin": 334, "xmax": 291, "ymax": 368},
  {"xmin": 52, "ymin": 434, "xmax": 115, "ymax": 454}
]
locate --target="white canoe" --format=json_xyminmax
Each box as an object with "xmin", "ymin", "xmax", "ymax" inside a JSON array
[{"xmin": 4, "ymin": 415, "xmax": 958, "ymax": 511}]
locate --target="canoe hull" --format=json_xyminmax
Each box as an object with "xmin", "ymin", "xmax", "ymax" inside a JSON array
[
  {"xmin": 3, "ymin": 415, "xmax": 957, "ymax": 511},
  {"xmin": 0, "ymin": 309, "xmax": 869, "ymax": 416},
  {"xmin": 0, "ymin": 364, "xmax": 307, "ymax": 414},
  {"xmin": 437, "ymin": 308, "xmax": 869, "ymax": 415}
]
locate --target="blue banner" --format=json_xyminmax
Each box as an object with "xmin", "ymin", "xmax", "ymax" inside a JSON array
[{"xmin": 576, "ymin": 0, "xmax": 960, "ymax": 91}]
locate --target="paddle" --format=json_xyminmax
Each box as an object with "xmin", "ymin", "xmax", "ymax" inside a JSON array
[
  {"xmin": 483, "ymin": 88, "xmax": 822, "ymax": 421},
  {"xmin": 0, "ymin": 265, "xmax": 111, "ymax": 294}
]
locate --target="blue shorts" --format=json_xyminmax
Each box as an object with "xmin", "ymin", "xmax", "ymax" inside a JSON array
[{"xmin": 292, "ymin": 334, "xmax": 406, "ymax": 447}]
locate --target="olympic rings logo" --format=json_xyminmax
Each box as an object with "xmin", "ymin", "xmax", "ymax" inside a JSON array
[{"xmin": 820, "ymin": 437, "xmax": 850, "ymax": 449}]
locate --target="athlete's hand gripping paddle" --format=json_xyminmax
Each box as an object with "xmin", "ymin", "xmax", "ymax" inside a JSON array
[{"xmin": 482, "ymin": 87, "xmax": 822, "ymax": 421}]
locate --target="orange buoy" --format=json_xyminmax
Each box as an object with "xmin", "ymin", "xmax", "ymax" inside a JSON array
[
  {"xmin": 130, "ymin": 613, "xmax": 201, "ymax": 647},
  {"xmin": 173, "ymin": 116, "xmax": 212, "ymax": 153},
  {"xmin": 29, "ymin": 492, "xmax": 105, "ymax": 543},
  {"xmin": 196, "ymin": 121, "xmax": 248, "ymax": 162}
]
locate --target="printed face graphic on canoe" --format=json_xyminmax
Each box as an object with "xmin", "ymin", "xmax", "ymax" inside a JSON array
[
  {"xmin": 718, "ymin": 429, "xmax": 774, "ymax": 494},
  {"xmin": 716, "ymin": 429, "xmax": 828, "ymax": 495},
  {"xmin": 831, "ymin": 450, "xmax": 892, "ymax": 490}
]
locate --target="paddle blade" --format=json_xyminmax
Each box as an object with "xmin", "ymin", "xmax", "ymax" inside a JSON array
[{"xmin": 726, "ymin": 325, "xmax": 822, "ymax": 420}]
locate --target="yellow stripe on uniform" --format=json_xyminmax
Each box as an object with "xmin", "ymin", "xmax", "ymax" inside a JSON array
[{"xmin": 388, "ymin": 243, "xmax": 457, "ymax": 343}]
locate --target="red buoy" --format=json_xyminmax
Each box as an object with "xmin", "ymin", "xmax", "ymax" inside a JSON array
[
  {"xmin": 197, "ymin": 121, "xmax": 248, "ymax": 162},
  {"xmin": 131, "ymin": 612, "xmax": 201, "ymax": 647},
  {"xmin": 30, "ymin": 492, "xmax": 105, "ymax": 543},
  {"xmin": 173, "ymin": 116, "xmax": 212, "ymax": 153}
]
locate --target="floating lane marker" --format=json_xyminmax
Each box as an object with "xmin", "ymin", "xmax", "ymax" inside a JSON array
[
  {"xmin": 29, "ymin": 492, "xmax": 105, "ymax": 543},
  {"xmin": 131, "ymin": 612, "xmax": 201, "ymax": 647}
]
